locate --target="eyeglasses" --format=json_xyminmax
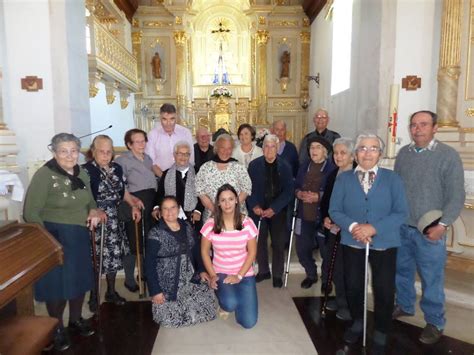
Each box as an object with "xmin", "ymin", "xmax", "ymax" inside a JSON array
[
  {"xmin": 56, "ymin": 149, "xmax": 79, "ymax": 157},
  {"xmin": 175, "ymin": 152, "xmax": 191, "ymax": 157},
  {"xmin": 132, "ymin": 140, "xmax": 146, "ymax": 145},
  {"xmin": 356, "ymin": 146, "xmax": 381, "ymax": 153},
  {"xmin": 315, "ymin": 116, "xmax": 328, "ymax": 120}
]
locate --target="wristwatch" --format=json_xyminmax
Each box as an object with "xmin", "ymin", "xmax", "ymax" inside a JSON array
[{"xmin": 236, "ymin": 274, "xmax": 243, "ymax": 280}]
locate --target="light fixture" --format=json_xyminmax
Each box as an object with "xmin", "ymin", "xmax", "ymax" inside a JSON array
[{"xmin": 307, "ymin": 73, "xmax": 320, "ymax": 87}]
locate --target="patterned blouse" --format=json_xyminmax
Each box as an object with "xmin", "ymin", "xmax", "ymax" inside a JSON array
[{"xmin": 195, "ymin": 161, "xmax": 252, "ymax": 221}]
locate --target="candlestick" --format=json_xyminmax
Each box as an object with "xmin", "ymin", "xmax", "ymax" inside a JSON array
[{"xmin": 386, "ymin": 84, "xmax": 399, "ymax": 158}]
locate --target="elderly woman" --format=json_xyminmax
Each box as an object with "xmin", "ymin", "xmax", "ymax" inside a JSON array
[
  {"xmin": 83, "ymin": 135, "xmax": 142, "ymax": 310},
  {"xmin": 145, "ymin": 196, "xmax": 217, "ymax": 327},
  {"xmin": 319, "ymin": 138, "xmax": 356, "ymax": 321},
  {"xmin": 232, "ymin": 123, "xmax": 263, "ymax": 169},
  {"xmin": 329, "ymin": 133, "xmax": 408, "ymax": 354},
  {"xmin": 196, "ymin": 133, "xmax": 252, "ymax": 222},
  {"xmin": 201, "ymin": 184, "xmax": 258, "ymax": 329},
  {"xmin": 24, "ymin": 133, "xmax": 106, "ymax": 351},
  {"xmin": 154, "ymin": 141, "xmax": 203, "ymax": 224},
  {"xmin": 115, "ymin": 129, "xmax": 157, "ymax": 292},
  {"xmin": 295, "ymin": 137, "xmax": 336, "ymax": 290}
]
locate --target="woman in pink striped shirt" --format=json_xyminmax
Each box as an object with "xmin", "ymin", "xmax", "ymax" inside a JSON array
[{"xmin": 201, "ymin": 184, "xmax": 258, "ymax": 329}]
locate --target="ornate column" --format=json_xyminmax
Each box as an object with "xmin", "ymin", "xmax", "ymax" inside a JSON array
[
  {"xmin": 256, "ymin": 30, "xmax": 269, "ymax": 124},
  {"xmin": 174, "ymin": 31, "xmax": 188, "ymax": 124},
  {"xmin": 436, "ymin": 0, "xmax": 462, "ymax": 127},
  {"xmin": 131, "ymin": 30, "xmax": 143, "ymax": 88},
  {"xmin": 300, "ymin": 31, "xmax": 311, "ymax": 108}
]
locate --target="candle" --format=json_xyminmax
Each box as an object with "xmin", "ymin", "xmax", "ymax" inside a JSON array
[{"xmin": 386, "ymin": 84, "xmax": 399, "ymax": 158}]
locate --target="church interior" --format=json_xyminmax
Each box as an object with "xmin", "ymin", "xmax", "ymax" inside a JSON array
[{"xmin": 0, "ymin": 0, "xmax": 473, "ymax": 354}]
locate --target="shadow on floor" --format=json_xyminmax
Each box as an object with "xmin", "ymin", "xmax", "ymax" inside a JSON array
[
  {"xmin": 43, "ymin": 302, "xmax": 159, "ymax": 355},
  {"xmin": 293, "ymin": 297, "xmax": 474, "ymax": 355}
]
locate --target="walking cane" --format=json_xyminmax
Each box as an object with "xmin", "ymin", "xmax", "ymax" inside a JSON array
[
  {"xmin": 90, "ymin": 228, "xmax": 100, "ymax": 314},
  {"xmin": 134, "ymin": 219, "xmax": 145, "ymax": 298},
  {"xmin": 363, "ymin": 241, "xmax": 370, "ymax": 350},
  {"xmin": 141, "ymin": 207, "xmax": 147, "ymax": 296},
  {"xmin": 321, "ymin": 232, "xmax": 340, "ymax": 317},
  {"xmin": 253, "ymin": 217, "xmax": 263, "ymax": 270},
  {"xmin": 98, "ymin": 223, "xmax": 105, "ymax": 307},
  {"xmin": 284, "ymin": 199, "xmax": 299, "ymax": 288}
]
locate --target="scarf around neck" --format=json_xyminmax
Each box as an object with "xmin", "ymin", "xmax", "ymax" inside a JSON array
[
  {"xmin": 164, "ymin": 163, "xmax": 197, "ymax": 212},
  {"xmin": 45, "ymin": 158, "xmax": 86, "ymax": 191},
  {"xmin": 212, "ymin": 155, "xmax": 238, "ymax": 164}
]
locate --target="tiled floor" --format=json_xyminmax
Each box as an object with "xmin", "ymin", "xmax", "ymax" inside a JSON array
[{"xmin": 35, "ymin": 264, "xmax": 474, "ymax": 354}]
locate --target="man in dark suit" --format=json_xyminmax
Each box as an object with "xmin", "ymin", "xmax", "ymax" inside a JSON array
[
  {"xmin": 247, "ymin": 134, "xmax": 294, "ymax": 288},
  {"xmin": 271, "ymin": 119, "xmax": 299, "ymax": 178},
  {"xmin": 299, "ymin": 108, "xmax": 340, "ymax": 163},
  {"xmin": 194, "ymin": 127, "xmax": 214, "ymax": 173}
]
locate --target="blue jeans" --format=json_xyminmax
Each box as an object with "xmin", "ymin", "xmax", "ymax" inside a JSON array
[
  {"xmin": 216, "ymin": 273, "xmax": 258, "ymax": 329},
  {"xmin": 395, "ymin": 224, "xmax": 447, "ymax": 329}
]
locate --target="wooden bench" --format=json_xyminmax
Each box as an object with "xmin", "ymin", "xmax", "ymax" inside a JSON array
[{"xmin": 0, "ymin": 315, "xmax": 58, "ymax": 355}]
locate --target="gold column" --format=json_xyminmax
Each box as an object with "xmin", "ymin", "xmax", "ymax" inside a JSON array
[
  {"xmin": 131, "ymin": 31, "xmax": 143, "ymax": 88},
  {"xmin": 256, "ymin": 30, "xmax": 269, "ymax": 124},
  {"xmin": 436, "ymin": 0, "xmax": 462, "ymax": 127},
  {"xmin": 174, "ymin": 31, "xmax": 187, "ymax": 124},
  {"xmin": 300, "ymin": 31, "xmax": 311, "ymax": 105}
]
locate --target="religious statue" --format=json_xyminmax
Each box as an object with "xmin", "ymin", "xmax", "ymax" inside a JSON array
[
  {"xmin": 280, "ymin": 50, "xmax": 290, "ymax": 78},
  {"xmin": 151, "ymin": 52, "xmax": 162, "ymax": 79}
]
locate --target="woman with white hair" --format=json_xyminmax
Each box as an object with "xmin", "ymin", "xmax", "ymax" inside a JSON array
[
  {"xmin": 319, "ymin": 137, "xmax": 356, "ymax": 321},
  {"xmin": 329, "ymin": 132, "xmax": 408, "ymax": 354},
  {"xmin": 295, "ymin": 136, "xmax": 336, "ymax": 290},
  {"xmin": 24, "ymin": 133, "xmax": 106, "ymax": 351},
  {"xmin": 196, "ymin": 133, "xmax": 252, "ymax": 222}
]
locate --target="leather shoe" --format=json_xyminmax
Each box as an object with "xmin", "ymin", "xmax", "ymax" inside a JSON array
[
  {"xmin": 419, "ymin": 323, "xmax": 443, "ymax": 344},
  {"xmin": 392, "ymin": 305, "xmax": 414, "ymax": 319},
  {"xmin": 300, "ymin": 277, "xmax": 317, "ymax": 289},
  {"xmin": 255, "ymin": 272, "xmax": 271, "ymax": 283},
  {"xmin": 68, "ymin": 317, "xmax": 95, "ymax": 337},
  {"xmin": 105, "ymin": 291, "xmax": 126, "ymax": 305},
  {"xmin": 51, "ymin": 327, "xmax": 71, "ymax": 352},
  {"xmin": 273, "ymin": 277, "xmax": 283, "ymax": 288},
  {"xmin": 124, "ymin": 281, "xmax": 139, "ymax": 292},
  {"xmin": 343, "ymin": 328, "xmax": 362, "ymax": 344}
]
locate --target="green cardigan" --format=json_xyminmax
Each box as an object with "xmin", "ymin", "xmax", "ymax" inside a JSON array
[{"xmin": 24, "ymin": 165, "xmax": 97, "ymax": 227}]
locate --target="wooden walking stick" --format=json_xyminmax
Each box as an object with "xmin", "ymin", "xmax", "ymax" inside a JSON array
[
  {"xmin": 321, "ymin": 232, "xmax": 340, "ymax": 317},
  {"xmin": 90, "ymin": 228, "xmax": 100, "ymax": 314},
  {"xmin": 135, "ymin": 219, "xmax": 145, "ymax": 298}
]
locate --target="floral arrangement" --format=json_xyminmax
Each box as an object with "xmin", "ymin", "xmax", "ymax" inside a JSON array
[
  {"xmin": 210, "ymin": 86, "xmax": 232, "ymax": 98},
  {"xmin": 255, "ymin": 127, "xmax": 271, "ymax": 148}
]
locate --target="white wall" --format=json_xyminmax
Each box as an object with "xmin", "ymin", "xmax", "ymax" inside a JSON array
[
  {"xmin": 89, "ymin": 82, "xmax": 136, "ymax": 147},
  {"xmin": 393, "ymin": 0, "xmax": 441, "ymax": 150},
  {"xmin": 309, "ymin": 0, "xmax": 442, "ymax": 151},
  {"xmin": 2, "ymin": 0, "xmax": 56, "ymax": 166}
]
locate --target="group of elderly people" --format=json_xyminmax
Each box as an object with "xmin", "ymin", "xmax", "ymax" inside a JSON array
[{"xmin": 23, "ymin": 103, "xmax": 414, "ymax": 355}]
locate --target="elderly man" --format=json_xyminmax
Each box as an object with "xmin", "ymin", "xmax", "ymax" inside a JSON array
[
  {"xmin": 393, "ymin": 110, "xmax": 465, "ymax": 345},
  {"xmin": 299, "ymin": 108, "xmax": 340, "ymax": 163},
  {"xmin": 194, "ymin": 127, "xmax": 214, "ymax": 173},
  {"xmin": 247, "ymin": 134, "xmax": 294, "ymax": 288},
  {"xmin": 271, "ymin": 120, "xmax": 299, "ymax": 177},
  {"xmin": 145, "ymin": 103, "xmax": 194, "ymax": 178}
]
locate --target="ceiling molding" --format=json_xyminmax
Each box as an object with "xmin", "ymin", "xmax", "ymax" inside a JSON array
[
  {"xmin": 114, "ymin": 0, "xmax": 139, "ymax": 23},
  {"xmin": 302, "ymin": 0, "xmax": 327, "ymax": 24}
]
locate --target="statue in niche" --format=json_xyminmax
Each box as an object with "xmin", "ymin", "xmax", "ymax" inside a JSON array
[
  {"xmin": 151, "ymin": 52, "xmax": 162, "ymax": 79},
  {"xmin": 280, "ymin": 50, "xmax": 290, "ymax": 78}
]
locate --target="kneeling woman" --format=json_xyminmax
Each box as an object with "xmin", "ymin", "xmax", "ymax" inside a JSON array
[
  {"xmin": 201, "ymin": 184, "xmax": 258, "ymax": 329},
  {"xmin": 145, "ymin": 196, "xmax": 217, "ymax": 327}
]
